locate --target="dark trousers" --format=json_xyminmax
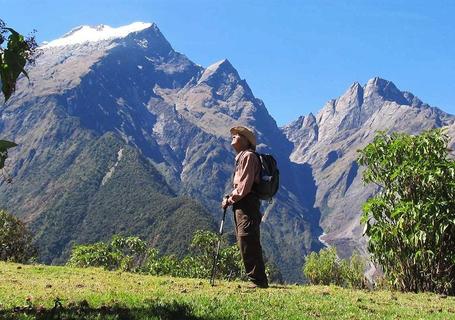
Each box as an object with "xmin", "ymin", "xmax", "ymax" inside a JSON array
[{"xmin": 233, "ymin": 193, "xmax": 268, "ymax": 285}]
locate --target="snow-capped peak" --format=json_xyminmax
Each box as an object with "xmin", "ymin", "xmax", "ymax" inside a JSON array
[{"xmin": 42, "ymin": 22, "xmax": 152, "ymax": 48}]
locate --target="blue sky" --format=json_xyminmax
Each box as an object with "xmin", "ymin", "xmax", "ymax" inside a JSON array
[{"xmin": 2, "ymin": 0, "xmax": 454, "ymax": 126}]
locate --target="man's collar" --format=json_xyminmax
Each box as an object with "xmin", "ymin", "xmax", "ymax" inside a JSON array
[{"xmin": 235, "ymin": 148, "xmax": 254, "ymax": 162}]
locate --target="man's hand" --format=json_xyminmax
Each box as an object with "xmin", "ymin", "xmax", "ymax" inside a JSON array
[{"xmin": 221, "ymin": 196, "xmax": 230, "ymax": 210}]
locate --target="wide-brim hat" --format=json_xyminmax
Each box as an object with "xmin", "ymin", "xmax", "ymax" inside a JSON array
[{"xmin": 230, "ymin": 126, "xmax": 256, "ymax": 148}]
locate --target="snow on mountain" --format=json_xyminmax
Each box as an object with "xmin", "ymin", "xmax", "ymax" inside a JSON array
[{"xmin": 42, "ymin": 22, "xmax": 152, "ymax": 48}]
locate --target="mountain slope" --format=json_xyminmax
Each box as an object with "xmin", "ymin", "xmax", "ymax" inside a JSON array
[{"xmin": 0, "ymin": 23, "xmax": 214, "ymax": 264}]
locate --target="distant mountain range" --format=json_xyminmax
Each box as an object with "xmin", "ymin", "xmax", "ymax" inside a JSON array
[{"xmin": 1, "ymin": 22, "xmax": 454, "ymax": 282}]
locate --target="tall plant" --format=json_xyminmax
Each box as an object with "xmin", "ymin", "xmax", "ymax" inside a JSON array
[
  {"xmin": 0, "ymin": 19, "xmax": 37, "ymax": 178},
  {"xmin": 358, "ymin": 129, "xmax": 455, "ymax": 295},
  {"xmin": 0, "ymin": 210, "xmax": 37, "ymax": 262}
]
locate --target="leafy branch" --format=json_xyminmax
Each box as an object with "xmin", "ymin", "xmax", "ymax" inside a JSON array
[{"xmin": 0, "ymin": 19, "xmax": 37, "ymax": 179}]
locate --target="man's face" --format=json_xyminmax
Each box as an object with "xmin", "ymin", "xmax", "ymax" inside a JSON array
[{"xmin": 231, "ymin": 133, "xmax": 248, "ymax": 151}]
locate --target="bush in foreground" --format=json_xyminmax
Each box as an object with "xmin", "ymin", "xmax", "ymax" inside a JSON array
[
  {"xmin": 358, "ymin": 129, "xmax": 455, "ymax": 295},
  {"xmin": 0, "ymin": 210, "xmax": 37, "ymax": 263},
  {"xmin": 303, "ymin": 247, "xmax": 366, "ymax": 288},
  {"xmin": 67, "ymin": 235, "xmax": 147, "ymax": 272},
  {"xmin": 68, "ymin": 230, "xmax": 244, "ymax": 281}
]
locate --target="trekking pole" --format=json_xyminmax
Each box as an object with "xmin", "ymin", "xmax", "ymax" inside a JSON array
[{"xmin": 210, "ymin": 197, "xmax": 228, "ymax": 286}]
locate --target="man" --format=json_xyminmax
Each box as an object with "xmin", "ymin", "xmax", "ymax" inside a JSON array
[{"xmin": 222, "ymin": 126, "xmax": 269, "ymax": 288}]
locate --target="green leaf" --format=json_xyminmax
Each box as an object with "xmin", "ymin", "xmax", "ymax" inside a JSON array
[
  {"xmin": 0, "ymin": 26, "xmax": 32, "ymax": 102},
  {"xmin": 0, "ymin": 140, "xmax": 17, "ymax": 169},
  {"xmin": 0, "ymin": 140, "xmax": 17, "ymax": 150},
  {"xmin": 362, "ymin": 220, "xmax": 370, "ymax": 236}
]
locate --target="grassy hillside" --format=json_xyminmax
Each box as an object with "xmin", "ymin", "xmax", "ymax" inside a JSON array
[{"xmin": 0, "ymin": 262, "xmax": 454, "ymax": 319}]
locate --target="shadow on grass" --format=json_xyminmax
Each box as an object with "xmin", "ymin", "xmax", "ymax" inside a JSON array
[{"xmin": 0, "ymin": 299, "xmax": 232, "ymax": 320}]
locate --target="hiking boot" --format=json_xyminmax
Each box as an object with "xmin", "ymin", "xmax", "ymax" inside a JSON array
[{"xmin": 246, "ymin": 280, "xmax": 269, "ymax": 289}]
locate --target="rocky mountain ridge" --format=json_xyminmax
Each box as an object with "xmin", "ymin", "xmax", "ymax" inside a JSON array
[{"xmin": 283, "ymin": 77, "xmax": 455, "ymax": 258}]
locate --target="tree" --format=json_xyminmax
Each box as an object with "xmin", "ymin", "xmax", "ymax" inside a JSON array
[
  {"xmin": 0, "ymin": 19, "xmax": 37, "ymax": 178},
  {"xmin": 358, "ymin": 129, "xmax": 455, "ymax": 295},
  {"xmin": 0, "ymin": 209, "xmax": 37, "ymax": 262}
]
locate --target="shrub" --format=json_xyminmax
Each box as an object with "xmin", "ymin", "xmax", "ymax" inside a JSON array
[
  {"xmin": 0, "ymin": 210, "xmax": 37, "ymax": 263},
  {"xmin": 340, "ymin": 251, "xmax": 367, "ymax": 289},
  {"xmin": 265, "ymin": 260, "xmax": 284, "ymax": 284},
  {"xmin": 187, "ymin": 230, "xmax": 218, "ymax": 278},
  {"xmin": 67, "ymin": 242, "xmax": 116, "ymax": 269},
  {"xmin": 67, "ymin": 235, "xmax": 147, "ymax": 272},
  {"xmin": 303, "ymin": 247, "xmax": 343, "ymax": 286},
  {"xmin": 358, "ymin": 129, "xmax": 455, "ymax": 295},
  {"xmin": 69, "ymin": 230, "xmax": 245, "ymax": 281},
  {"xmin": 303, "ymin": 247, "xmax": 366, "ymax": 288},
  {"xmin": 144, "ymin": 230, "xmax": 243, "ymax": 280},
  {"xmin": 146, "ymin": 252, "xmax": 182, "ymax": 277},
  {"xmin": 184, "ymin": 230, "xmax": 242, "ymax": 280},
  {"xmin": 216, "ymin": 244, "xmax": 243, "ymax": 281}
]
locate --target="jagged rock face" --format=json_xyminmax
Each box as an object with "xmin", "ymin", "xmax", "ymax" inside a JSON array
[
  {"xmin": 0, "ymin": 23, "xmax": 321, "ymax": 281},
  {"xmin": 283, "ymin": 77, "xmax": 455, "ymax": 258}
]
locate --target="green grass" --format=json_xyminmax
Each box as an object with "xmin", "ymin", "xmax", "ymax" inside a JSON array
[{"xmin": 0, "ymin": 262, "xmax": 454, "ymax": 319}]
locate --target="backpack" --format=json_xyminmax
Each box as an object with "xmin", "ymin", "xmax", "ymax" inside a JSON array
[{"xmin": 253, "ymin": 153, "xmax": 279, "ymax": 201}]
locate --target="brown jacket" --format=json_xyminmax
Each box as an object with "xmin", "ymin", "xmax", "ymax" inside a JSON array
[{"xmin": 227, "ymin": 149, "xmax": 260, "ymax": 205}]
